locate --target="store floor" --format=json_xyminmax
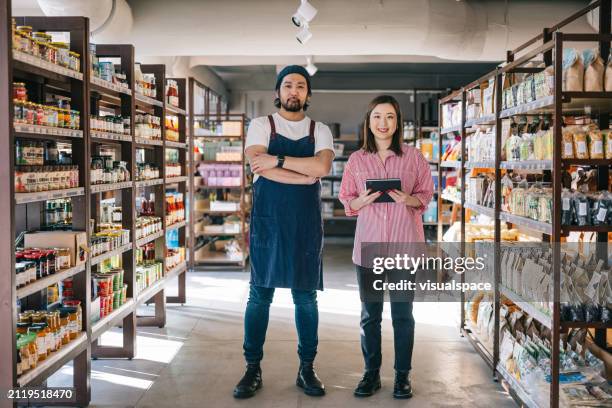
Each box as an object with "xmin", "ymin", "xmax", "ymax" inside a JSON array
[{"xmin": 51, "ymin": 240, "xmax": 515, "ymax": 408}]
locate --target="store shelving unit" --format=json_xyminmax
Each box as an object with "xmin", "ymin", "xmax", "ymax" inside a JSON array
[
  {"xmin": 446, "ymin": 2, "xmax": 612, "ymax": 407},
  {"xmin": 190, "ymin": 102, "xmax": 250, "ymax": 270},
  {"xmin": 88, "ymin": 43, "xmax": 136, "ymax": 360},
  {"xmin": 437, "ymin": 90, "xmax": 465, "ymax": 243},
  {"xmin": 164, "ymin": 77, "xmax": 188, "ymax": 304},
  {"xmin": 1, "ymin": 14, "xmax": 190, "ymax": 405},
  {"xmin": 6, "ymin": 15, "xmax": 92, "ymax": 406}
]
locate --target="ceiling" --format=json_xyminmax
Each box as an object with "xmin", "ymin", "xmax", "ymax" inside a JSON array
[{"xmin": 12, "ymin": 0, "xmax": 597, "ymax": 94}]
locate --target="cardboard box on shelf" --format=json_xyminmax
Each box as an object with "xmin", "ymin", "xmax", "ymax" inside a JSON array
[{"xmin": 24, "ymin": 231, "xmax": 87, "ymax": 267}]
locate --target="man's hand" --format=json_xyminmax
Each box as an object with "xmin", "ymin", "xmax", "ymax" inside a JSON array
[
  {"xmin": 350, "ymin": 189, "xmax": 382, "ymax": 211},
  {"xmin": 388, "ymin": 189, "xmax": 422, "ymax": 208},
  {"xmin": 250, "ymin": 153, "xmax": 278, "ymax": 173}
]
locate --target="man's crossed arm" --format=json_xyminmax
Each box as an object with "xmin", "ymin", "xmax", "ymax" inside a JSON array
[{"xmin": 246, "ymin": 145, "xmax": 334, "ymax": 184}]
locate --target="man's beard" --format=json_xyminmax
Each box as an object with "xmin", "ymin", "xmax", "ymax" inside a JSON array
[{"xmin": 281, "ymin": 97, "xmax": 304, "ymax": 112}]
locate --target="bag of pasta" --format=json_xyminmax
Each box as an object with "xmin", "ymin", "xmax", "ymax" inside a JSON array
[
  {"xmin": 583, "ymin": 49, "xmax": 605, "ymax": 92},
  {"xmin": 604, "ymin": 129, "xmax": 612, "ymax": 159},
  {"xmin": 561, "ymin": 188, "xmax": 574, "ymax": 225},
  {"xmin": 588, "ymin": 127, "xmax": 604, "ymax": 159},
  {"xmin": 572, "ymin": 192, "xmax": 591, "ymax": 226},
  {"xmin": 606, "ymin": 54, "xmax": 612, "ymax": 91},
  {"xmin": 573, "ymin": 129, "xmax": 589, "ymax": 159},
  {"xmin": 592, "ymin": 191, "xmax": 612, "ymax": 226},
  {"xmin": 563, "ymin": 48, "xmax": 584, "ymax": 91},
  {"xmin": 562, "ymin": 127, "xmax": 575, "ymax": 159}
]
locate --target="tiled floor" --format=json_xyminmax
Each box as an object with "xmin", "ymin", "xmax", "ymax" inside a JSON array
[{"xmin": 50, "ymin": 242, "xmax": 516, "ymax": 407}]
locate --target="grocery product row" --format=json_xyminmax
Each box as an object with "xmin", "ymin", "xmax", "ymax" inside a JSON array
[
  {"xmin": 437, "ymin": 5, "xmax": 612, "ymax": 407},
  {"xmin": 6, "ymin": 14, "xmax": 190, "ymax": 404}
]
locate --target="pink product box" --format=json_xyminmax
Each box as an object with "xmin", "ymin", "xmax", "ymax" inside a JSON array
[
  {"xmin": 206, "ymin": 177, "xmax": 241, "ymax": 186},
  {"xmin": 197, "ymin": 164, "xmax": 242, "ymax": 179}
]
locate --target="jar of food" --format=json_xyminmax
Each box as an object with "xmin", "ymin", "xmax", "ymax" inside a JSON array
[
  {"xmin": 28, "ymin": 326, "xmax": 47, "ymax": 362},
  {"xmin": 13, "ymin": 82, "xmax": 27, "ymax": 101},
  {"xmin": 59, "ymin": 311, "xmax": 70, "ymax": 345},
  {"xmin": 16, "ymin": 322, "xmax": 29, "ymax": 335},
  {"xmin": 68, "ymin": 309, "xmax": 79, "ymax": 340}
]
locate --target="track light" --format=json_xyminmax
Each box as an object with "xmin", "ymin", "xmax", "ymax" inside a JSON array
[
  {"xmin": 292, "ymin": 0, "xmax": 318, "ymax": 27},
  {"xmin": 296, "ymin": 24, "xmax": 312, "ymax": 44},
  {"xmin": 305, "ymin": 57, "xmax": 317, "ymax": 76}
]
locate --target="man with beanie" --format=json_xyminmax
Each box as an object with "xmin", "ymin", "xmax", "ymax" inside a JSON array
[{"xmin": 233, "ymin": 65, "xmax": 334, "ymax": 399}]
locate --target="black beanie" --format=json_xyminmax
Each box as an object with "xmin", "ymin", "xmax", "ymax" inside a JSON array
[{"xmin": 275, "ymin": 65, "xmax": 312, "ymax": 95}]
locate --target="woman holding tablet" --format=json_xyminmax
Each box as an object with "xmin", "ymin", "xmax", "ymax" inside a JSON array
[{"xmin": 339, "ymin": 95, "xmax": 434, "ymax": 399}]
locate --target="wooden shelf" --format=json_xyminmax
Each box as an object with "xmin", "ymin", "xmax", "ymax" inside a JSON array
[
  {"xmin": 14, "ymin": 123, "xmax": 83, "ymax": 140},
  {"xmin": 165, "ymin": 176, "xmax": 188, "ymax": 184},
  {"xmin": 15, "ymin": 187, "xmax": 85, "ymax": 205},
  {"xmin": 562, "ymin": 224, "xmax": 612, "ymax": 233},
  {"xmin": 500, "ymin": 286, "xmax": 551, "ymax": 329},
  {"xmin": 194, "ymin": 251, "xmax": 247, "ymax": 265},
  {"xmin": 500, "ymin": 160, "xmax": 552, "ymax": 170},
  {"xmin": 91, "ymin": 299, "xmax": 135, "ymax": 341},
  {"xmin": 135, "ymin": 230, "xmax": 164, "ymax": 247},
  {"xmin": 135, "ymin": 93, "xmax": 163, "ymax": 108},
  {"xmin": 440, "ymin": 160, "xmax": 462, "ymax": 169},
  {"xmin": 441, "ymin": 193, "xmax": 461, "ymax": 205},
  {"xmin": 199, "ymin": 160, "xmax": 242, "ymax": 164},
  {"xmin": 165, "ymin": 140, "xmax": 188, "ymax": 149},
  {"xmin": 90, "ymin": 243, "xmax": 132, "ymax": 266},
  {"xmin": 17, "ymin": 332, "xmax": 88, "ymax": 387},
  {"xmin": 136, "ymin": 261, "xmax": 186, "ymax": 305},
  {"xmin": 496, "ymin": 363, "xmax": 542, "ymax": 408},
  {"xmin": 16, "ymin": 264, "xmax": 86, "ymax": 299},
  {"xmin": 198, "ymin": 185, "xmax": 242, "ymax": 189},
  {"xmin": 499, "ymin": 211, "xmax": 552, "ymax": 235},
  {"xmin": 500, "ymin": 93, "xmax": 612, "ymax": 118},
  {"xmin": 464, "ymin": 201, "xmax": 495, "ymax": 218},
  {"xmin": 91, "ymin": 130, "xmax": 132, "ymax": 143},
  {"xmin": 13, "ymin": 50, "xmax": 83, "ymax": 81},
  {"xmin": 90, "ymin": 76, "xmax": 132, "ymax": 96},
  {"xmin": 440, "ymin": 125, "xmax": 461, "ymax": 134},
  {"xmin": 166, "ymin": 220, "xmax": 187, "ymax": 232},
  {"xmin": 90, "ymin": 181, "xmax": 132, "ymax": 194},
  {"xmin": 562, "ymin": 158, "xmax": 611, "ymax": 167},
  {"xmin": 464, "ymin": 161, "xmax": 495, "ymax": 169},
  {"xmin": 135, "ymin": 137, "xmax": 163, "ymax": 147},
  {"xmin": 165, "ymin": 104, "xmax": 187, "ymax": 116},
  {"xmin": 464, "ymin": 114, "xmax": 496, "ymax": 127},
  {"xmin": 197, "ymin": 230, "xmax": 243, "ymax": 237},
  {"xmin": 135, "ymin": 178, "xmax": 164, "ymax": 188}
]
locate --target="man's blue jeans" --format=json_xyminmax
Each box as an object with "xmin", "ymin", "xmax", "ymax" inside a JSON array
[{"xmin": 243, "ymin": 284, "xmax": 319, "ymax": 364}]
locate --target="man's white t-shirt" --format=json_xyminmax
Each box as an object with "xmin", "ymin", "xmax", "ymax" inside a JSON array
[{"xmin": 246, "ymin": 112, "xmax": 335, "ymax": 181}]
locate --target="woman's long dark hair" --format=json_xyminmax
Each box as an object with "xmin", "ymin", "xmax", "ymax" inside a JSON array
[{"xmin": 362, "ymin": 95, "xmax": 403, "ymax": 156}]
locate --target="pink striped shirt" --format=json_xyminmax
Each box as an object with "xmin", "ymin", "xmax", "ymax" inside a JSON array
[{"xmin": 339, "ymin": 144, "xmax": 435, "ymax": 266}]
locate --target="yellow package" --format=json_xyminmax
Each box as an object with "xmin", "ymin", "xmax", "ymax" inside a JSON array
[
  {"xmin": 604, "ymin": 129, "xmax": 612, "ymax": 159},
  {"xmin": 573, "ymin": 130, "xmax": 589, "ymax": 159},
  {"xmin": 562, "ymin": 128, "xmax": 575, "ymax": 159},
  {"xmin": 588, "ymin": 129, "xmax": 604, "ymax": 159}
]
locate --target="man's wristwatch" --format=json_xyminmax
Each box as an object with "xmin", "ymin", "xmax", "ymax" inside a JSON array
[{"xmin": 276, "ymin": 155, "xmax": 285, "ymax": 168}]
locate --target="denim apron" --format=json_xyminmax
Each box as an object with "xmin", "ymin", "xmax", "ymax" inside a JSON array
[{"xmin": 249, "ymin": 115, "xmax": 324, "ymax": 290}]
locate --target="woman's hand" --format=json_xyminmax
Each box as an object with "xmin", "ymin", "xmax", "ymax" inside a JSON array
[
  {"xmin": 388, "ymin": 189, "xmax": 422, "ymax": 208},
  {"xmin": 250, "ymin": 153, "xmax": 278, "ymax": 173},
  {"xmin": 350, "ymin": 189, "xmax": 382, "ymax": 211}
]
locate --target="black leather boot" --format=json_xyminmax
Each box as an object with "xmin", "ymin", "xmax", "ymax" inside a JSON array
[
  {"xmin": 233, "ymin": 363, "xmax": 262, "ymax": 399},
  {"xmin": 393, "ymin": 370, "xmax": 413, "ymax": 399},
  {"xmin": 296, "ymin": 362, "xmax": 325, "ymax": 396},
  {"xmin": 353, "ymin": 369, "xmax": 381, "ymax": 397}
]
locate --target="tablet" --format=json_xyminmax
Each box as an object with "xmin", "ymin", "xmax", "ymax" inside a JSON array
[{"xmin": 365, "ymin": 178, "xmax": 401, "ymax": 203}]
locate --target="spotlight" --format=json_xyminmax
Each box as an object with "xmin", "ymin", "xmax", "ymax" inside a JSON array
[
  {"xmin": 292, "ymin": 0, "xmax": 318, "ymax": 28},
  {"xmin": 296, "ymin": 24, "xmax": 312, "ymax": 44},
  {"xmin": 305, "ymin": 57, "xmax": 317, "ymax": 76}
]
